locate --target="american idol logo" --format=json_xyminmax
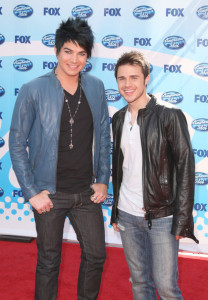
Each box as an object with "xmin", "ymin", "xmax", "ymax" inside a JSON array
[
  {"xmin": 0, "ymin": 34, "xmax": 5, "ymax": 45},
  {"xmin": 192, "ymin": 118, "xmax": 208, "ymax": 132},
  {"xmin": 102, "ymin": 193, "xmax": 114, "ymax": 207},
  {"xmin": 13, "ymin": 5, "xmax": 33, "ymax": 18},
  {"xmin": 133, "ymin": 6, "xmax": 155, "ymax": 20},
  {"xmin": 13, "ymin": 58, "xmax": 33, "ymax": 71},
  {"xmin": 42, "ymin": 34, "xmax": 55, "ymax": 48},
  {"xmin": 161, "ymin": 91, "xmax": 183, "ymax": 104},
  {"xmin": 0, "ymin": 137, "xmax": 5, "ymax": 148},
  {"xmin": 81, "ymin": 61, "xmax": 92, "ymax": 73},
  {"xmin": 105, "ymin": 89, "xmax": 121, "ymax": 102},
  {"xmin": 163, "ymin": 36, "xmax": 185, "ymax": 50},
  {"xmin": 196, "ymin": 6, "xmax": 208, "ymax": 20},
  {"xmin": 195, "ymin": 172, "xmax": 208, "ymax": 185},
  {"xmin": 149, "ymin": 63, "xmax": 153, "ymax": 73},
  {"xmin": 102, "ymin": 35, "xmax": 123, "ymax": 49},
  {"xmin": 0, "ymin": 86, "xmax": 5, "ymax": 97},
  {"xmin": 72, "ymin": 5, "xmax": 93, "ymax": 19},
  {"xmin": 194, "ymin": 63, "xmax": 208, "ymax": 77},
  {"xmin": 0, "ymin": 187, "xmax": 4, "ymax": 197}
]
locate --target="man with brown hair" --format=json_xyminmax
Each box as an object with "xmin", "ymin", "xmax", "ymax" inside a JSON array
[{"xmin": 111, "ymin": 51, "xmax": 198, "ymax": 300}]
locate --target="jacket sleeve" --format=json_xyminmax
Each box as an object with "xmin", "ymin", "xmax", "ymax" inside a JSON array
[
  {"xmin": 9, "ymin": 84, "xmax": 41, "ymax": 202},
  {"xmin": 165, "ymin": 109, "xmax": 198, "ymax": 243},
  {"xmin": 95, "ymin": 81, "xmax": 111, "ymax": 186}
]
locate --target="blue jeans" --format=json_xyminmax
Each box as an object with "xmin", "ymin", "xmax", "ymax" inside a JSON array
[
  {"xmin": 118, "ymin": 210, "xmax": 183, "ymax": 300},
  {"xmin": 33, "ymin": 189, "xmax": 106, "ymax": 300}
]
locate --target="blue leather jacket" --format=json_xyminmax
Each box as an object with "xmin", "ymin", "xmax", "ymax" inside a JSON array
[{"xmin": 9, "ymin": 70, "xmax": 110, "ymax": 201}]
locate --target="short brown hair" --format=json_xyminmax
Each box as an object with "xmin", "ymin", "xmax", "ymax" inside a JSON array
[{"xmin": 114, "ymin": 51, "xmax": 150, "ymax": 79}]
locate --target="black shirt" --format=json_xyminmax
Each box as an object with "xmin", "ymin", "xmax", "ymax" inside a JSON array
[{"xmin": 56, "ymin": 86, "xmax": 93, "ymax": 193}]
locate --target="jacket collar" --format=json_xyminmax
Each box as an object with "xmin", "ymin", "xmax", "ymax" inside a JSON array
[
  {"xmin": 50, "ymin": 68, "xmax": 62, "ymax": 89},
  {"xmin": 119, "ymin": 94, "xmax": 157, "ymax": 115},
  {"xmin": 146, "ymin": 94, "xmax": 157, "ymax": 110},
  {"xmin": 51, "ymin": 68, "xmax": 83, "ymax": 89}
]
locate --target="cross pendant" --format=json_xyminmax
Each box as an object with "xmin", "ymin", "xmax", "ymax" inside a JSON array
[{"xmin": 69, "ymin": 118, "xmax": 74, "ymax": 125}]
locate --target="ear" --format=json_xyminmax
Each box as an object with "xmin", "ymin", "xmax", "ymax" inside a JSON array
[
  {"xmin": 145, "ymin": 75, "xmax": 150, "ymax": 86},
  {"xmin": 54, "ymin": 46, "xmax": 57, "ymax": 57}
]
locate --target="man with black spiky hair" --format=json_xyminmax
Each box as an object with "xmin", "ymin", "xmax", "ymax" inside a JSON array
[{"xmin": 9, "ymin": 17, "xmax": 110, "ymax": 300}]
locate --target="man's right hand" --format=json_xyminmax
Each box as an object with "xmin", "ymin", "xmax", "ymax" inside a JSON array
[
  {"xmin": 112, "ymin": 223, "xmax": 120, "ymax": 232},
  {"xmin": 29, "ymin": 190, "xmax": 53, "ymax": 214}
]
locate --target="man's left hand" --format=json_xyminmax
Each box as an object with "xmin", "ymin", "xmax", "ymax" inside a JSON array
[{"xmin": 90, "ymin": 183, "xmax": 108, "ymax": 204}]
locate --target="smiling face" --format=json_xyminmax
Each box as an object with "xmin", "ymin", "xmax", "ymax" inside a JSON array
[
  {"xmin": 117, "ymin": 63, "xmax": 149, "ymax": 108},
  {"xmin": 55, "ymin": 40, "xmax": 87, "ymax": 79}
]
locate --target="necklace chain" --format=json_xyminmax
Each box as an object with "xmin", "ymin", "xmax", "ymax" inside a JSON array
[{"xmin": 64, "ymin": 81, "xmax": 82, "ymax": 150}]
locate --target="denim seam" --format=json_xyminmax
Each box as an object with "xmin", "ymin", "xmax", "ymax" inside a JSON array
[{"xmin": 68, "ymin": 212, "xmax": 88, "ymax": 298}]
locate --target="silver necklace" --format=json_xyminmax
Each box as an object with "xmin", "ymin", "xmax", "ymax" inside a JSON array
[{"xmin": 64, "ymin": 82, "xmax": 82, "ymax": 149}]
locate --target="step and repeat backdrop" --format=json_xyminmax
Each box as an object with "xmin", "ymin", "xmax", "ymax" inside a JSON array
[{"xmin": 0, "ymin": 0, "xmax": 208, "ymax": 253}]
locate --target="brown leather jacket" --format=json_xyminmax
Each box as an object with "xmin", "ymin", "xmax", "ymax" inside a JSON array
[{"xmin": 111, "ymin": 95, "xmax": 199, "ymax": 243}]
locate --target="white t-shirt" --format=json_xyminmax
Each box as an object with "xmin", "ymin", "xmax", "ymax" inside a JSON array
[{"xmin": 118, "ymin": 110, "xmax": 144, "ymax": 217}]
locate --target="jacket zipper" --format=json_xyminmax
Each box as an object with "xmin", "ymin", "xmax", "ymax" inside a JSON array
[{"xmin": 138, "ymin": 111, "xmax": 152, "ymax": 228}]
